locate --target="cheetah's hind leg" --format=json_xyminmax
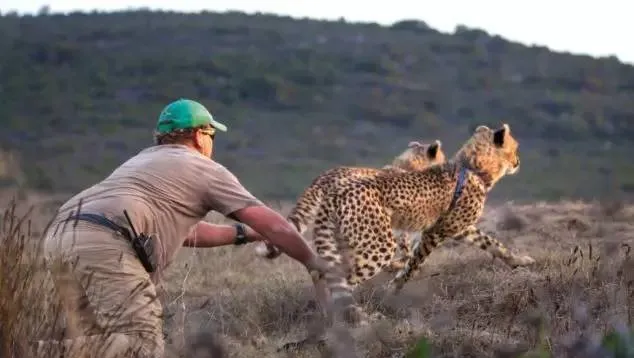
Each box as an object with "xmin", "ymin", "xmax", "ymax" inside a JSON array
[{"xmin": 333, "ymin": 204, "xmax": 398, "ymax": 325}]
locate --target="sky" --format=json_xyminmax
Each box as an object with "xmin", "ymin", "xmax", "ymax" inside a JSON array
[{"xmin": 2, "ymin": 0, "xmax": 633, "ymax": 65}]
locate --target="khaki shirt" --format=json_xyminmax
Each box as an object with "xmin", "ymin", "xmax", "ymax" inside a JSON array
[{"xmin": 46, "ymin": 144, "xmax": 263, "ymax": 280}]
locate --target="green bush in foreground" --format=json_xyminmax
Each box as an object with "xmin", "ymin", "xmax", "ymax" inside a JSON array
[{"xmin": 405, "ymin": 323, "xmax": 634, "ymax": 357}]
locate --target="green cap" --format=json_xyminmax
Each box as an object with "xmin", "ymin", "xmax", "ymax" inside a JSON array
[{"xmin": 156, "ymin": 99, "xmax": 228, "ymax": 134}]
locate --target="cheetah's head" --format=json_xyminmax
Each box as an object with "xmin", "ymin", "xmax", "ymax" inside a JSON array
[
  {"xmin": 390, "ymin": 139, "xmax": 446, "ymax": 171},
  {"xmin": 456, "ymin": 123, "xmax": 520, "ymax": 187}
]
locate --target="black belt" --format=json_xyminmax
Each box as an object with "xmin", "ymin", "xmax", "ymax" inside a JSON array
[
  {"xmin": 63, "ymin": 211, "xmax": 157, "ymax": 273},
  {"xmin": 65, "ymin": 213, "xmax": 133, "ymax": 240}
]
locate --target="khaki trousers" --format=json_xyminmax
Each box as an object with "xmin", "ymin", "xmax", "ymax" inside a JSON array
[{"xmin": 35, "ymin": 228, "xmax": 164, "ymax": 358}]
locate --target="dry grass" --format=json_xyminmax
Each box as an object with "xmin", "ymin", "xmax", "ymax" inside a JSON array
[{"xmin": 1, "ymin": 189, "xmax": 634, "ymax": 357}]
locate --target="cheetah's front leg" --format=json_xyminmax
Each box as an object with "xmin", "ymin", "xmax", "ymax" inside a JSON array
[
  {"xmin": 454, "ymin": 225, "xmax": 535, "ymax": 268},
  {"xmin": 388, "ymin": 231, "xmax": 442, "ymax": 293},
  {"xmin": 384, "ymin": 230, "xmax": 413, "ymax": 272}
]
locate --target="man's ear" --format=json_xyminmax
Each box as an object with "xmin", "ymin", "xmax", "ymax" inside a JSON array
[{"xmin": 192, "ymin": 129, "xmax": 204, "ymax": 149}]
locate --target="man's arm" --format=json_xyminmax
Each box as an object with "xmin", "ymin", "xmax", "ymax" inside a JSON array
[
  {"xmin": 230, "ymin": 205, "xmax": 320, "ymax": 267},
  {"xmin": 182, "ymin": 221, "xmax": 267, "ymax": 247},
  {"xmin": 198, "ymin": 163, "xmax": 329, "ymax": 273},
  {"xmin": 182, "ymin": 207, "xmax": 327, "ymax": 274}
]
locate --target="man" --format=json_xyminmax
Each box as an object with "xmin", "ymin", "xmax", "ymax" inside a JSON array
[{"xmin": 36, "ymin": 98, "xmax": 331, "ymax": 357}]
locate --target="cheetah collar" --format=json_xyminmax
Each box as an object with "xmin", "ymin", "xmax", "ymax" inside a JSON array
[{"xmin": 449, "ymin": 166, "xmax": 470, "ymax": 211}]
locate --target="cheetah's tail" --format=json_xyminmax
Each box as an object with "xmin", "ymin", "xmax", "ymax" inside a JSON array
[{"xmin": 323, "ymin": 266, "xmax": 357, "ymax": 323}]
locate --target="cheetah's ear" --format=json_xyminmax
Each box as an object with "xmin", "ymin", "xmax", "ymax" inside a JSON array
[
  {"xmin": 493, "ymin": 123, "xmax": 510, "ymax": 147},
  {"xmin": 407, "ymin": 141, "xmax": 423, "ymax": 149},
  {"xmin": 427, "ymin": 140, "xmax": 442, "ymax": 158},
  {"xmin": 474, "ymin": 125, "xmax": 490, "ymax": 133}
]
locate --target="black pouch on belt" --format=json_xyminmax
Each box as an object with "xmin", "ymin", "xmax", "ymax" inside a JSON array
[{"xmin": 65, "ymin": 210, "xmax": 157, "ymax": 273}]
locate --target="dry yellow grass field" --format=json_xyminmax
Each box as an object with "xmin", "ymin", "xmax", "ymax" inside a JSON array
[{"xmin": 1, "ymin": 189, "xmax": 633, "ymax": 357}]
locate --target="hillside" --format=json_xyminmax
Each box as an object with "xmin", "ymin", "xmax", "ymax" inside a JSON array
[{"xmin": 1, "ymin": 10, "xmax": 634, "ymax": 201}]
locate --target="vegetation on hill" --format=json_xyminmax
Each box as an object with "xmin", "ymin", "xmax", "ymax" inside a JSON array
[{"xmin": 1, "ymin": 9, "xmax": 633, "ymax": 201}]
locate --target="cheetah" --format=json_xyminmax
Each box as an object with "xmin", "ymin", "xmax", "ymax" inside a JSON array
[
  {"xmin": 312, "ymin": 123, "xmax": 535, "ymax": 326},
  {"xmin": 255, "ymin": 139, "xmax": 446, "ymax": 267}
]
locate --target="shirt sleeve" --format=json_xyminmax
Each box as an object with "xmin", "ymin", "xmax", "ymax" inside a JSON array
[{"xmin": 204, "ymin": 163, "xmax": 264, "ymax": 216}]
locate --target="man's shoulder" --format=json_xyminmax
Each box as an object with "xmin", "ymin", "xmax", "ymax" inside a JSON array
[
  {"xmin": 137, "ymin": 144, "xmax": 196, "ymax": 158},
  {"xmin": 134, "ymin": 145, "xmax": 223, "ymax": 167}
]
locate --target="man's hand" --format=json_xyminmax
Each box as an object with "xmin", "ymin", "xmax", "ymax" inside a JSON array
[
  {"xmin": 242, "ymin": 226, "xmax": 282, "ymax": 258},
  {"xmin": 255, "ymin": 242, "xmax": 283, "ymax": 259}
]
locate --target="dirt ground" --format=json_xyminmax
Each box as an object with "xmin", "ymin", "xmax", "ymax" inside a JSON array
[{"xmin": 2, "ymin": 191, "xmax": 634, "ymax": 358}]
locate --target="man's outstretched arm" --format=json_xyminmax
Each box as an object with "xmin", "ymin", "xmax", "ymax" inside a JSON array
[
  {"xmin": 183, "ymin": 205, "xmax": 327, "ymax": 274},
  {"xmin": 182, "ymin": 222, "xmax": 265, "ymax": 247},
  {"xmin": 230, "ymin": 205, "xmax": 318, "ymax": 266}
]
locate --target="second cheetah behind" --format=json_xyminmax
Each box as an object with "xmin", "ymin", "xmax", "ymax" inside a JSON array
[{"xmin": 254, "ymin": 139, "xmax": 446, "ymax": 261}]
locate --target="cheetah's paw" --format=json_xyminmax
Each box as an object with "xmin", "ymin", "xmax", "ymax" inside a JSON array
[
  {"xmin": 386, "ymin": 273, "xmax": 407, "ymax": 295},
  {"xmin": 508, "ymin": 254, "xmax": 536, "ymax": 268}
]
